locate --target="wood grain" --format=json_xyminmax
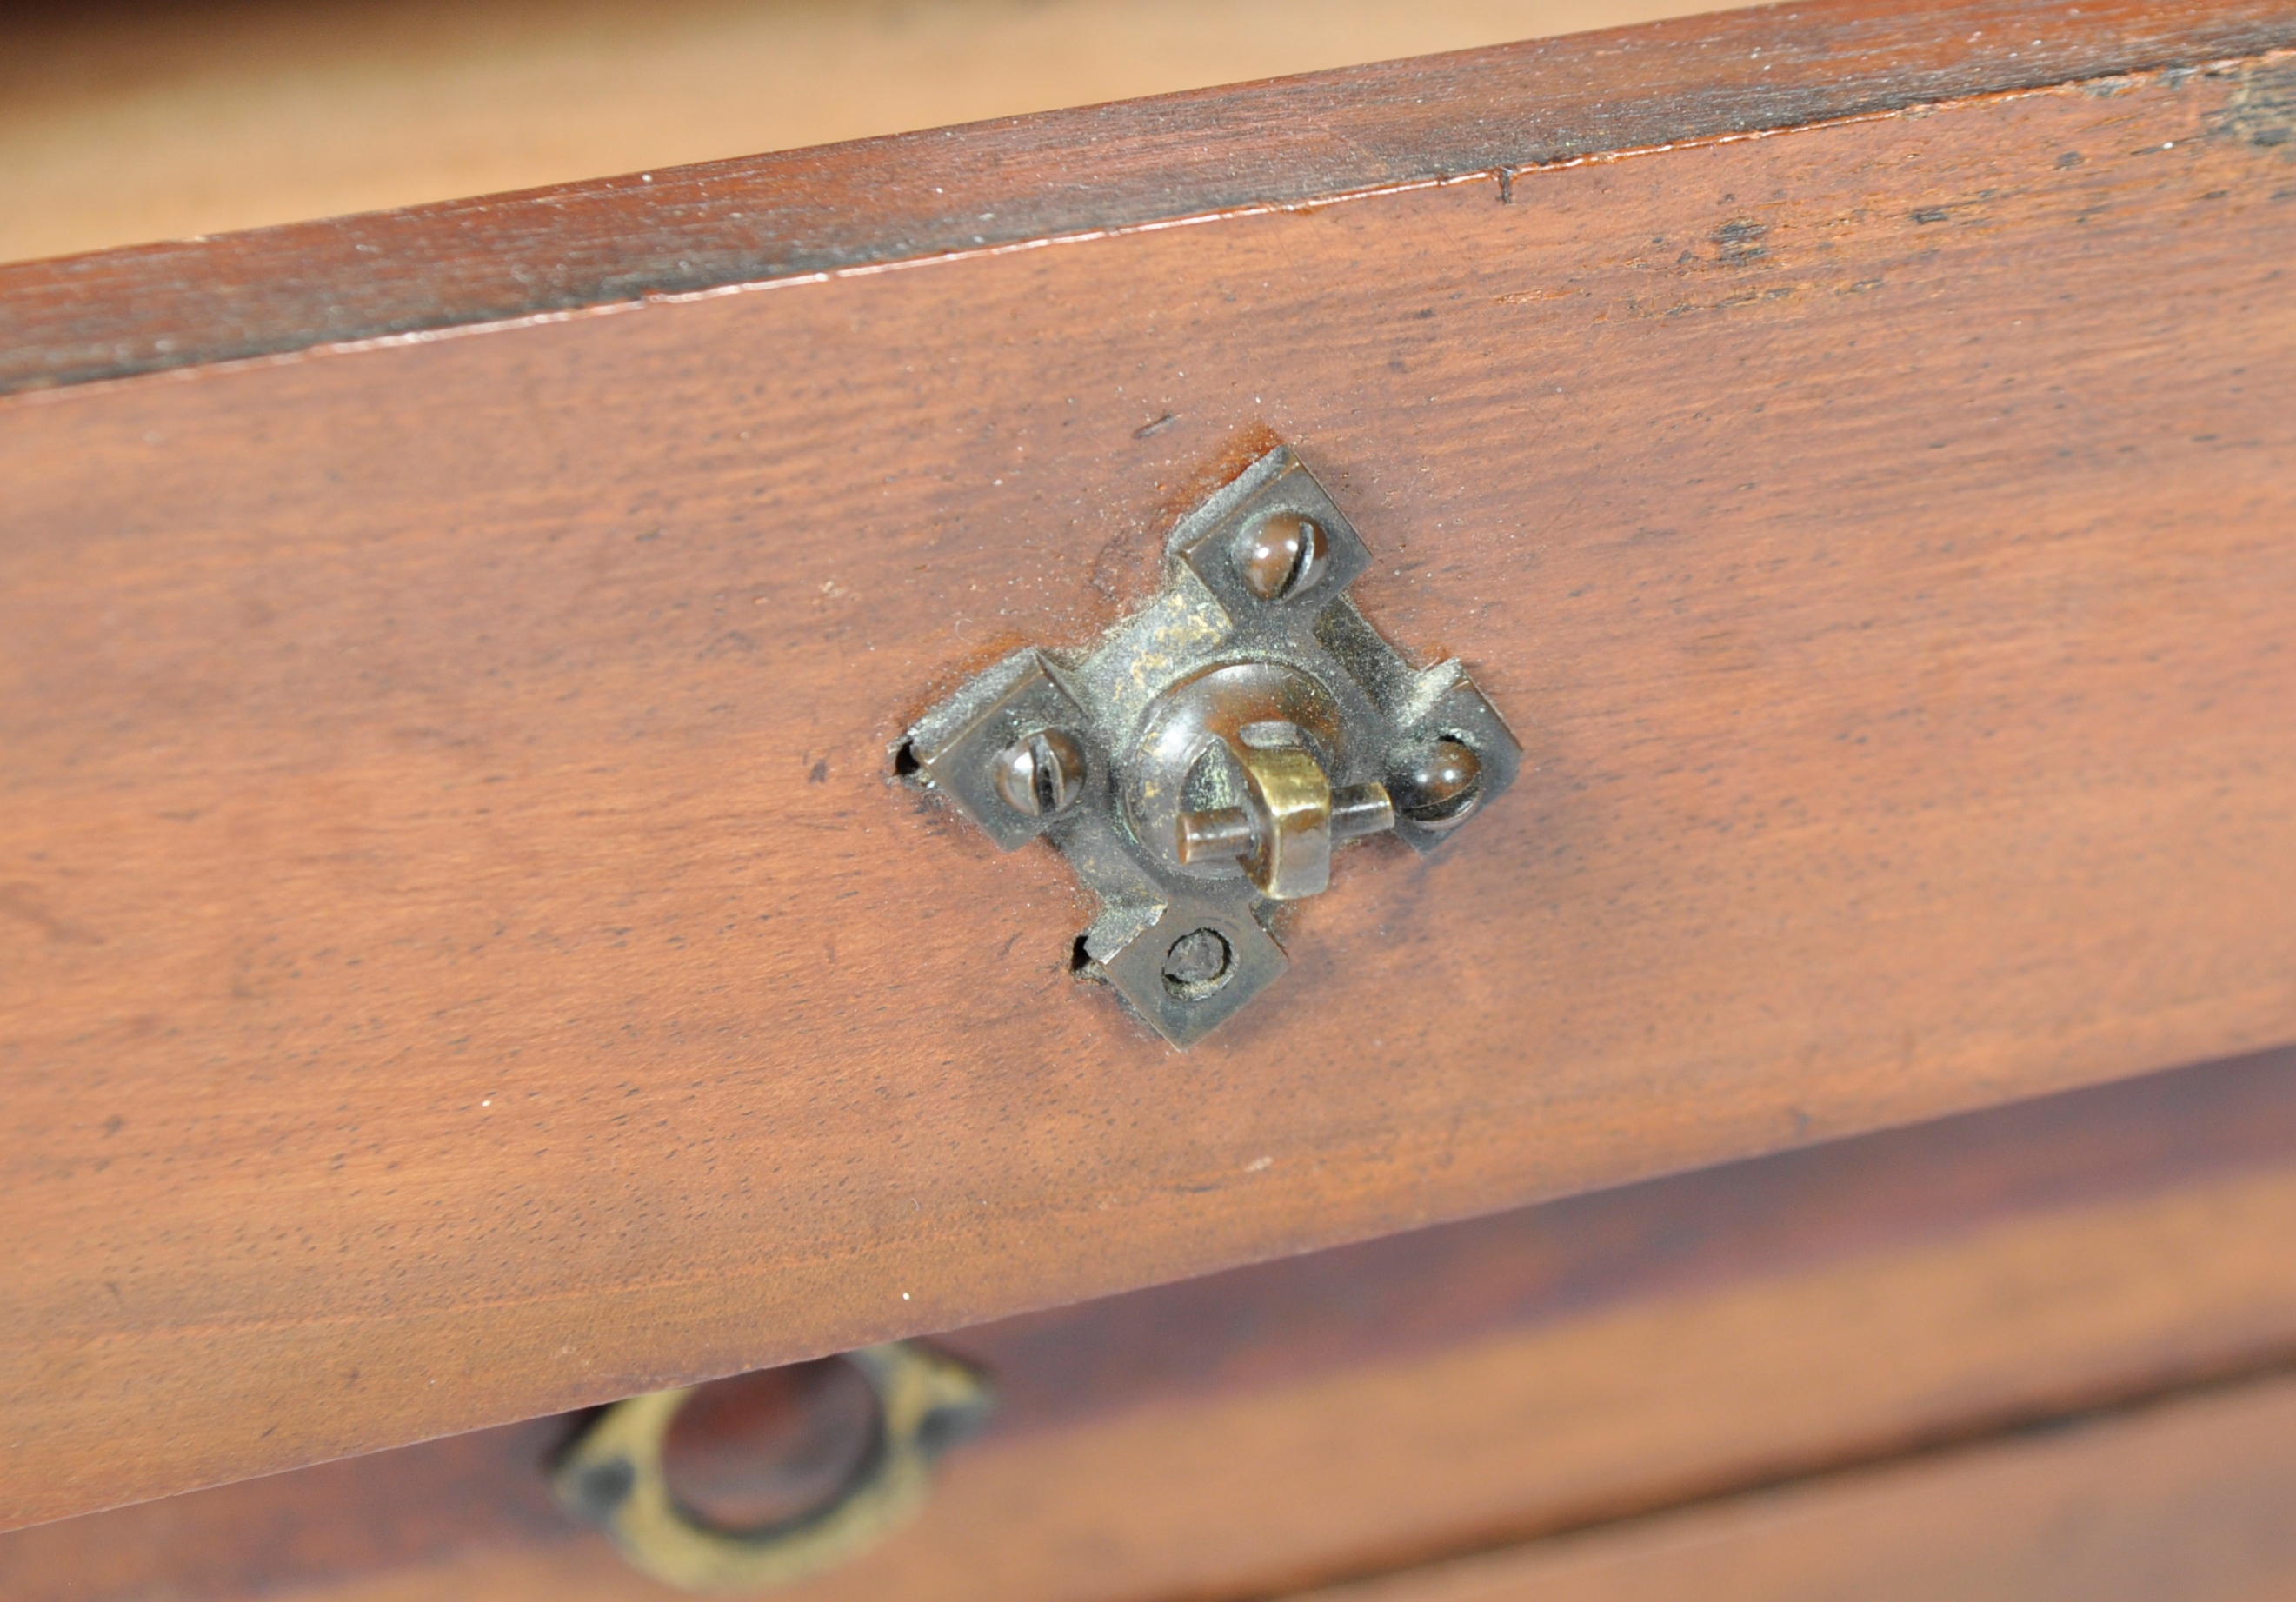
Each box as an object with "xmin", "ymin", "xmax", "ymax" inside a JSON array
[
  {"xmin": 1305, "ymin": 1371, "xmax": 2296, "ymax": 1602},
  {"xmin": 4, "ymin": 15, "xmax": 2296, "ymax": 1527},
  {"xmin": 5, "ymin": 0, "xmax": 2296, "ymax": 390},
  {"xmin": 0, "ymin": 0, "xmax": 1747, "ymax": 267},
  {"xmin": 17, "ymin": 1045, "xmax": 2296, "ymax": 1602}
]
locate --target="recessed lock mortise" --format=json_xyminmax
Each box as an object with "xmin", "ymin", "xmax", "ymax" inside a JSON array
[{"xmin": 902, "ymin": 445, "xmax": 1521, "ymax": 1045}]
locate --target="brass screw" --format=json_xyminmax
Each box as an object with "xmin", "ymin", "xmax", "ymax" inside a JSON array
[
  {"xmin": 1235, "ymin": 512, "xmax": 1326, "ymax": 602},
  {"xmin": 992, "ymin": 728, "xmax": 1087, "ymax": 816},
  {"xmin": 1390, "ymin": 738, "xmax": 1483, "ymax": 828}
]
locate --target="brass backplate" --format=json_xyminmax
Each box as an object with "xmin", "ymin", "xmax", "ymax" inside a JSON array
[{"xmin": 902, "ymin": 445, "xmax": 1520, "ymax": 1045}]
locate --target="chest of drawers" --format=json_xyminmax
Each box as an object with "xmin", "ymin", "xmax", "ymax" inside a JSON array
[{"xmin": 4, "ymin": 0, "xmax": 2295, "ymax": 1591}]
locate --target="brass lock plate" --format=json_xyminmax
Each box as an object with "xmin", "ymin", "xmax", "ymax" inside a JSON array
[{"xmin": 902, "ymin": 445, "xmax": 1520, "ymax": 1045}]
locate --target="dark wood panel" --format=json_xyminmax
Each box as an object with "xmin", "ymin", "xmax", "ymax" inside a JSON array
[
  {"xmin": 12, "ymin": 1045, "xmax": 2296, "ymax": 1602},
  {"xmin": 0, "ymin": 0, "xmax": 1747, "ymax": 266},
  {"xmin": 4, "ymin": 0, "xmax": 2296, "ymax": 390},
  {"xmin": 1310, "ymin": 1371, "xmax": 2296, "ymax": 1601},
  {"xmin": 4, "ymin": 14, "xmax": 2296, "ymax": 1528}
]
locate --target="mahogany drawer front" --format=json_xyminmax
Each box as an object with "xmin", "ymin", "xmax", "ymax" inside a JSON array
[
  {"xmin": 6, "ymin": 0, "xmax": 2296, "ymax": 1528},
  {"xmin": 10, "ymin": 1043, "xmax": 2296, "ymax": 1602},
  {"xmin": 1304, "ymin": 1377, "xmax": 2296, "ymax": 1597},
  {"xmin": 1302, "ymin": 1376, "xmax": 2296, "ymax": 1602}
]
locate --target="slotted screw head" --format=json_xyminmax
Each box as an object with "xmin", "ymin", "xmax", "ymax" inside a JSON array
[
  {"xmin": 992, "ymin": 728, "xmax": 1088, "ymax": 816},
  {"xmin": 1389, "ymin": 737, "xmax": 1483, "ymax": 828},
  {"xmin": 1234, "ymin": 512, "xmax": 1326, "ymax": 601}
]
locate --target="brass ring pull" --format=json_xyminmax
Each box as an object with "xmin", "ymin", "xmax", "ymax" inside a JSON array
[{"xmin": 552, "ymin": 1342, "xmax": 993, "ymax": 1592}]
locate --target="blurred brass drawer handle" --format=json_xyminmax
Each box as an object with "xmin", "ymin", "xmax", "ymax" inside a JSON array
[{"xmin": 552, "ymin": 1343, "xmax": 994, "ymax": 1592}]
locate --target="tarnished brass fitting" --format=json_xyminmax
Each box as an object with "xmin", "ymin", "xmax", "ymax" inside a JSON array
[{"xmin": 902, "ymin": 444, "xmax": 1521, "ymax": 1045}]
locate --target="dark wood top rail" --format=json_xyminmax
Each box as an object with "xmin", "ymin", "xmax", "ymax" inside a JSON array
[{"xmin": 3, "ymin": 0, "xmax": 2294, "ymax": 392}]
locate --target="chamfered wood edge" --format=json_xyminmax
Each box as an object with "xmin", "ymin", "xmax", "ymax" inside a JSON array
[{"xmin": 4, "ymin": 0, "xmax": 2295, "ymax": 394}]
